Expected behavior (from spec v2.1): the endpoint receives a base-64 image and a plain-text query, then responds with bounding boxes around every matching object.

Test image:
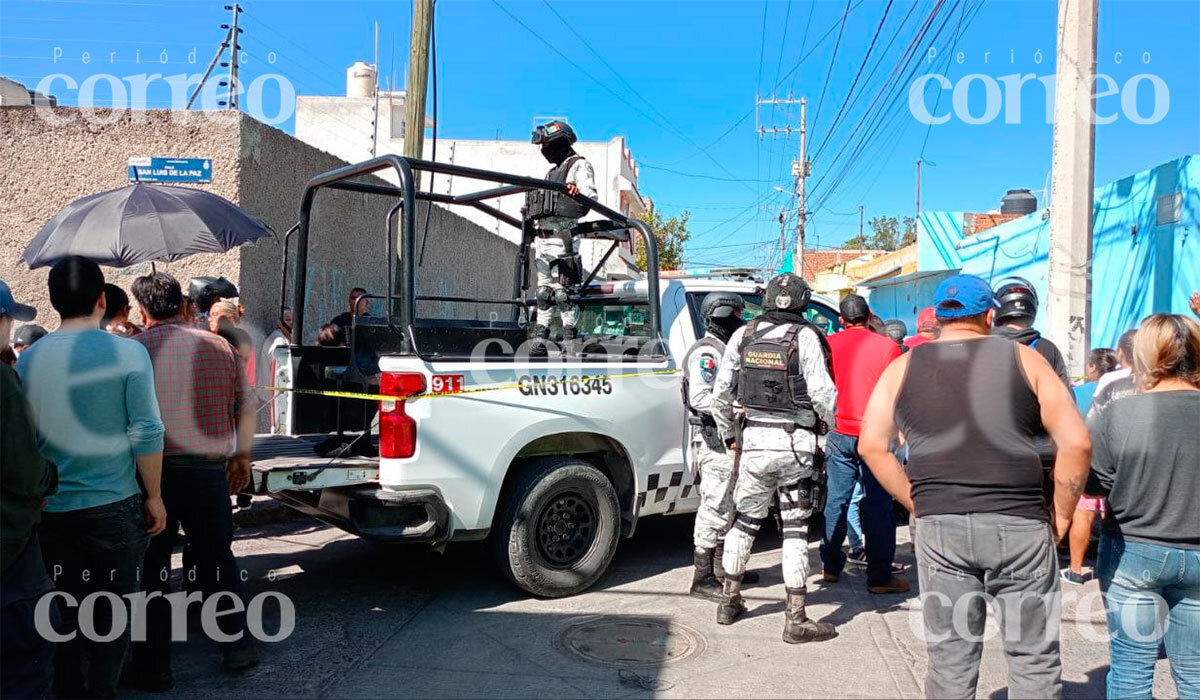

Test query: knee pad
[732,512,765,537]
[553,288,571,308]
[536,286,554,310]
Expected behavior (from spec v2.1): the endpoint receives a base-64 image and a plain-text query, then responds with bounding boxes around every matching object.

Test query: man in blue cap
[0,279,59,699]
[856,274,1092,699]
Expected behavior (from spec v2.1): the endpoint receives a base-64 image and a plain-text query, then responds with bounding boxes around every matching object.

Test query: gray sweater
[1086,391,1200,550]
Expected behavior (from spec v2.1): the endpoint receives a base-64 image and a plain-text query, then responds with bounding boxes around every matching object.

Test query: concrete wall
[0,107,244,329]
[0,107,518,345]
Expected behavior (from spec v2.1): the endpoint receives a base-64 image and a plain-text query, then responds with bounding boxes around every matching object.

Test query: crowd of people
[0,259,275,698]
[683,271,1199,698]
[0,262,379,698]
[3,256,1198,699]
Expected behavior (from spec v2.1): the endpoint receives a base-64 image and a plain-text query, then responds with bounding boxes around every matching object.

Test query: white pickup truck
[255,156,841,597]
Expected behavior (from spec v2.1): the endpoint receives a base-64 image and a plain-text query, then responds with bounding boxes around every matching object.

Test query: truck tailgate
[251,434,379,493]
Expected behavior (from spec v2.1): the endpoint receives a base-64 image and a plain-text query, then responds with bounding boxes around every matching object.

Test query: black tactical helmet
[884,319,908,344]
[187,276,239,313]
[994,277,1038,324]
[531,120,577,146]
[699,291,745,322]
[763,273,812,312]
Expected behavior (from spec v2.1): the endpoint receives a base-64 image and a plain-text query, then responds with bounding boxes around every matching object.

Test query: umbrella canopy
[21,183,273,269]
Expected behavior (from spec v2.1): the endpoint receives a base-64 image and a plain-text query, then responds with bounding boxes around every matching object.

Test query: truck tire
[491,457,620,598]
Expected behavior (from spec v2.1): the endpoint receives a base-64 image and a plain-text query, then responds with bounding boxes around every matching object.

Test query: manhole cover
[555,616,706,668]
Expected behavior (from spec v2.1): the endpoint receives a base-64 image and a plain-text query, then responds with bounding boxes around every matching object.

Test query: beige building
[295,63,647,279]
[0,106,516,340]
[811,244,919,299]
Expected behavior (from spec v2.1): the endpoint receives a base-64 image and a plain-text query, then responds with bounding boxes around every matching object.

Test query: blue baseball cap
[933,274,999,319]
[0,280,37,322]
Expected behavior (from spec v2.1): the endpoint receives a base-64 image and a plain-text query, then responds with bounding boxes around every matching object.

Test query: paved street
[144,511,1180,699]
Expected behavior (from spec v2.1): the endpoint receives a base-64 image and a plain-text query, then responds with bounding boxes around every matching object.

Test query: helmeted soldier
[522,120,597,346]
[711,272,838,643]
[682,291,760,600]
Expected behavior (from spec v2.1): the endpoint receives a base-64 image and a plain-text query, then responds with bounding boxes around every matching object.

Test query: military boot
[716,574,746,625]
[689,548,723,601]
[714,540,759,584]
[782,586,837,644]
[560,325,579,354]
[529,325,550,357]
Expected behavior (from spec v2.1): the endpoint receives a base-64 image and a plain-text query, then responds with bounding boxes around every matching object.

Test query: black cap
[13,323,48,347]
[839,294,870,324]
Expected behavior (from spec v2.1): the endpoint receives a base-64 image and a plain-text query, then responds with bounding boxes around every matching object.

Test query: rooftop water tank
[1000,188,1037,215]
[346,61,376,98]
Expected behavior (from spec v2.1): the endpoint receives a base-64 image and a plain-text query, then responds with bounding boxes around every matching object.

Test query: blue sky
[2,0,1197,268]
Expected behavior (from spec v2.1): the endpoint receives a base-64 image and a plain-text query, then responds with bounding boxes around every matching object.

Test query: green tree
[635,207,691,271]
[839,214,917,252]
[901,216,917,247]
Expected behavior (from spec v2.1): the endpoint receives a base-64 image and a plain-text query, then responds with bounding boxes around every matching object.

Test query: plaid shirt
[135,321,245,458]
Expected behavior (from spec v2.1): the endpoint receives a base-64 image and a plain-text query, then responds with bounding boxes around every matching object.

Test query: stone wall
[0,107,518,344]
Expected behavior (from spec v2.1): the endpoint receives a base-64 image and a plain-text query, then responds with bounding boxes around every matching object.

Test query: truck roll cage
[288,155,662,358]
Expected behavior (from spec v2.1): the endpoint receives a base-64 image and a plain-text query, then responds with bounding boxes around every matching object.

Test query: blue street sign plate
[128,157,212,183]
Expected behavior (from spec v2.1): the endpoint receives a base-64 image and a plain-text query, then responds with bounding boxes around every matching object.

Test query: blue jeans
[1098,533,1200,700]
[820,431,897,586]
[847,481,864,550]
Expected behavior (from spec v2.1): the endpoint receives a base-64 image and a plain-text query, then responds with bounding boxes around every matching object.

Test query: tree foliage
[635,207,691,270]
[840,215,917,251]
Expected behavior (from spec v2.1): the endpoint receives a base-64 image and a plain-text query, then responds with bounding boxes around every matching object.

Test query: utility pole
[371,22,380,157]
[859,204,864,241]
[1046,0,1098,377]
[403,0,433,172]
[756,94,807,277]
[778,207,787,270]
[794,97,808,278]
[225,4,241,110]
[915,158,922,220]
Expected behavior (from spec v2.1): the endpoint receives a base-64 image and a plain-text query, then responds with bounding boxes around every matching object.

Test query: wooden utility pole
[403,0,433,170]
[1046,0,1098,377]
[794,97,808,278]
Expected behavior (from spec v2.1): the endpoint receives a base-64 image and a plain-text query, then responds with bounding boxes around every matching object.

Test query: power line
[511,0,754,193]
[809,0,896,161]
[641,164,783,183]
[808,0,852,138]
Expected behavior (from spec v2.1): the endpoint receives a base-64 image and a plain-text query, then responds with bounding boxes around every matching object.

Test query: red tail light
[379,372,425,459]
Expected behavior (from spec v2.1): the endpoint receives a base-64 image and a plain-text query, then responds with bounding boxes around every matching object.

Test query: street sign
[128,157,212,183]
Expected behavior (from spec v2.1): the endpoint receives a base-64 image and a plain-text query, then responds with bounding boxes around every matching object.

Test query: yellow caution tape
[253,368,681,402]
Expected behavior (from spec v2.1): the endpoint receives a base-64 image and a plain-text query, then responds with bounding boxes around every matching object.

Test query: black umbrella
[21,183,272,269]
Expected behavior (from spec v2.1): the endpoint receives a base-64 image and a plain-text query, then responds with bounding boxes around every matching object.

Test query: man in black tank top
[856,274,1092,700]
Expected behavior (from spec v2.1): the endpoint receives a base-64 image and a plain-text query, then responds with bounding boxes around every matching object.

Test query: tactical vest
[736,319,830,430]
[681,335,727,452]
[523,155,588,222]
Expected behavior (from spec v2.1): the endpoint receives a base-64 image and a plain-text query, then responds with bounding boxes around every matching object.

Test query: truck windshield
[685,292,841,338]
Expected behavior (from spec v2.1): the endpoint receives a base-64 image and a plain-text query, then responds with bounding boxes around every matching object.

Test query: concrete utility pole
[915,158,922,220]
[403,0,433,171]
[1046,0,1098,378]
[794,97,808,278]
[225,3,241,110]
[755,94,806,276]
[371,22,380,157]
[859,204,864,240]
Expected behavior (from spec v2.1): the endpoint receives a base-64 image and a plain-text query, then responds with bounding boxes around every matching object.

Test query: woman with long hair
[1086,313,1200,699]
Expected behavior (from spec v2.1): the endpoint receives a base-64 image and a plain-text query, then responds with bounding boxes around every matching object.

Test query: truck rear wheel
[490,457,620,597]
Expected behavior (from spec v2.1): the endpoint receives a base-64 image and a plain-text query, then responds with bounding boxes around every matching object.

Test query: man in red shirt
[819,294,909,594]
[903,307,939,350]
